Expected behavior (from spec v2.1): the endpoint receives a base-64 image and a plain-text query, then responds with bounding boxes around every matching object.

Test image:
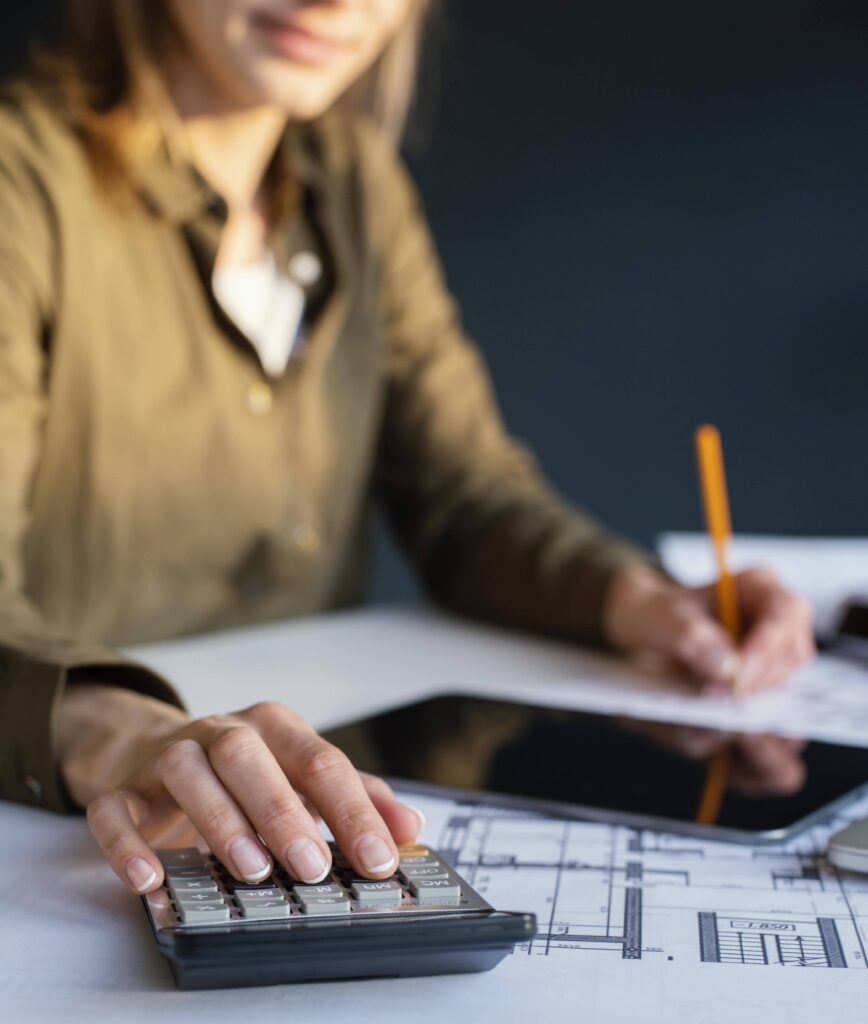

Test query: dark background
[5,3,868,605]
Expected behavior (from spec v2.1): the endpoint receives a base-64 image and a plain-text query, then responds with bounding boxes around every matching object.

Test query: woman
[0,0,813,894]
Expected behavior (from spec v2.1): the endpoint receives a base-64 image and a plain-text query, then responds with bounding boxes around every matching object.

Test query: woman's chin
[245,64,353,120]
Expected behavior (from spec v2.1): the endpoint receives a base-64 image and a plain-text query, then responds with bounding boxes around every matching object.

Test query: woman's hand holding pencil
[603,425,814,696]
[603,561,815,695]
[603,424,816,825]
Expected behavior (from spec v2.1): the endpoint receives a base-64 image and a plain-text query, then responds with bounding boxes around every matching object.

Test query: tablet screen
[325,695,868,836]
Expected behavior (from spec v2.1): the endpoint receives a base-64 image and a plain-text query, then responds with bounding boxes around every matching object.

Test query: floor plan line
[421,791,868,971]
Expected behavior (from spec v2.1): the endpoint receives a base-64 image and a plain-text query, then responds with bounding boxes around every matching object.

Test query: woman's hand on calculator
[58,686,424,895]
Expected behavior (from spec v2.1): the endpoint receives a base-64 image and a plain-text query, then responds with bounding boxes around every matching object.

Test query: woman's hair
[40,0,434,201]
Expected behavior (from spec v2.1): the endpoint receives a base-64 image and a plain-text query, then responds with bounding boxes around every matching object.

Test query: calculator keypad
[149,842,486,930]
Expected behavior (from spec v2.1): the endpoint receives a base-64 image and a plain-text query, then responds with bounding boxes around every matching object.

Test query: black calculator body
[143,843,536,989]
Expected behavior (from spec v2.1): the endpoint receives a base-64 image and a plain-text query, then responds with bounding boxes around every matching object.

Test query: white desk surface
[4,607,868,1023]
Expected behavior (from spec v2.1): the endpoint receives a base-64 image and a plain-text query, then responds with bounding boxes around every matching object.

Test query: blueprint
[403,787,868,970]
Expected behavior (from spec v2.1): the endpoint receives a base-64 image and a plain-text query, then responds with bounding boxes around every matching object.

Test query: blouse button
[292,522,321,554]
[247,381,273,416]
[288,251,322,288]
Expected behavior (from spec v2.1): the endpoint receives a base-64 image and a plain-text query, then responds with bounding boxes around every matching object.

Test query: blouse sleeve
[0,105,183,814]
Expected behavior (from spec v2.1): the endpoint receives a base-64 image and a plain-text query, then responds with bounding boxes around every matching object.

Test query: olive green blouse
[0,83,645,813]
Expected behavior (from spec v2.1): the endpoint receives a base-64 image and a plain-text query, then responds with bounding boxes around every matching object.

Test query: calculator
[143,842,536,989]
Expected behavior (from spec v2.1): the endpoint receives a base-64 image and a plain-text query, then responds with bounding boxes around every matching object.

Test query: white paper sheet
[517,650,868,748]
[129,608,868,752]
[658,532,868,638]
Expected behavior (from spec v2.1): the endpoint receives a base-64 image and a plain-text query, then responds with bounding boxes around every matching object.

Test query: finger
[655,589,739,688]
[736,567,804,621]
[86,789,164,894]
[157,736,275,884]
[739,626,801,692]
[359,773,425,844]
[201,721,332,884]
[299,794,323,824]
[258,709,399,878]
[736,574,815,691]
[740,627,815,692]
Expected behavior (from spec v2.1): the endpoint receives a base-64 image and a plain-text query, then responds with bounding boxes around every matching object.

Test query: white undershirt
[213,251,306,378]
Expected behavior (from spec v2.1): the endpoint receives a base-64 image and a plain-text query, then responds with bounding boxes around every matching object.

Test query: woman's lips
[251,12,353,66]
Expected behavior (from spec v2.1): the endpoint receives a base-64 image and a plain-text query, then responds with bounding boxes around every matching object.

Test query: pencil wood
[694,424,742,824]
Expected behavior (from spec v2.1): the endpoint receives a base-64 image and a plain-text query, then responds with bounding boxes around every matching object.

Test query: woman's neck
[164,62,287,211]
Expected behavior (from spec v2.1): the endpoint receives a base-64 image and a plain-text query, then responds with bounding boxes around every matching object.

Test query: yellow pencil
[694,424,742,825]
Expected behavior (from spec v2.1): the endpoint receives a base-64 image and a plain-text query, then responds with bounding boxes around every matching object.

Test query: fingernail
[720,651,741,684]
[126,856,158,893]
[404,804,426,834]
[228,836,272,882]
[286,838,330,884]
[356,833,395,875]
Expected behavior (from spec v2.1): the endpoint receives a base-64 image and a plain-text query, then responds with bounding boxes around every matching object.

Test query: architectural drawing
[409,791,868,970]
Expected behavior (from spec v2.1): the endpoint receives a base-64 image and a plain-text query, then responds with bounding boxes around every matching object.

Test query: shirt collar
[133,119,319,226]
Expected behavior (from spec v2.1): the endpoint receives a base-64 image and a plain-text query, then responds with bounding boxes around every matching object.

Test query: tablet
[324,695,868,845]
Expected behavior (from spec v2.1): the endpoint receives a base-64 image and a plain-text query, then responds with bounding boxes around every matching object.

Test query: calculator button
[399,865,450,881]
[299,897,350,916]
[174,892,226,907]
[292,883,344,899]
[239,900,291,919]
[164,866,213,881]
[225,880,276,895]
[410,879,461,900]
[168,877,219,894]
[397,844,430,858]
[178,903,231,925]
[158,848,206,869]
[398,856,439,866]
[350,880,403,903]
[234,887,283,902]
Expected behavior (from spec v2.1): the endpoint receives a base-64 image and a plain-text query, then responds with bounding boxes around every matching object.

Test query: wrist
[57,683,189,808]
[601,562,672,652]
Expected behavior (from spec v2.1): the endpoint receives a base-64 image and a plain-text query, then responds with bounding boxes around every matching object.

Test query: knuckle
[157,737,203,778]
[86,798,128,860]
[86,792,116,831]
[209,725,262,768]
[257,796,305,837]
[297,742,351,787]
[197,713,238,733]
[332,799,377,838]
[101,831,129,864]
[198,801,240,840]
[663,596,693,627]
[746,566,777,588]
[242,701,286,727]
[673,619,705,658]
